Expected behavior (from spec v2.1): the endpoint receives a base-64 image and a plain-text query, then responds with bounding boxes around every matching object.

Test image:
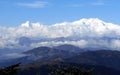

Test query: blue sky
[0,0,120,26]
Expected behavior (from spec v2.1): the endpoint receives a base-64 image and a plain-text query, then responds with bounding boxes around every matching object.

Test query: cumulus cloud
[0,18,120,51]
[17,1,48,8]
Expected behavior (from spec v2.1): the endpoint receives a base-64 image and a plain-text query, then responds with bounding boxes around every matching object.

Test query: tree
[0,63,21,75]
[49,64,93,75]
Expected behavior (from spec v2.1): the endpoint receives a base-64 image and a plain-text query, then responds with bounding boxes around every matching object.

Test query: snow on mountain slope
[0,18,120,51]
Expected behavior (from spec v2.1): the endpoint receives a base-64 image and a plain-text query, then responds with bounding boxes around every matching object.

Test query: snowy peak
[80,18,104,23]
[0,18,120,50]
[21,21,30,28]
[21,21,42,28]
[72,18,106,27]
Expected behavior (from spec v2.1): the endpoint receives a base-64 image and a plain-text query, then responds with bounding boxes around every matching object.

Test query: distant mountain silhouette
[54,44,85,53]
[0,44,83,67]
[1,45,120,75]
[22,45,84,63]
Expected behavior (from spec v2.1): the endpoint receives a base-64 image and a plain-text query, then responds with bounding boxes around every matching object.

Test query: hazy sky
[0,0,120,26]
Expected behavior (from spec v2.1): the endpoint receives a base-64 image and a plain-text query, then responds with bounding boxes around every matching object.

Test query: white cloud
[0,18,120,51]
[111,40,120,50]
[71,1,104,7]
[91,1,104,6]
[30,40,88,48]
[0,53,27,60]
[17,1,48,8]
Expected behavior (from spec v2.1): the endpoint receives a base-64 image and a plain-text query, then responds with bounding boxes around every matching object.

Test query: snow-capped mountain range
[0,18,120,51]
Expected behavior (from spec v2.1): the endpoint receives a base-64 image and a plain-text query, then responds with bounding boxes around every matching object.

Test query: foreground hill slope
[16,61,120,75]
[64,50,120,70]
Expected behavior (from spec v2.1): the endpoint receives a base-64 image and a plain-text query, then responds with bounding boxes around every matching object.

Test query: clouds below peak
[0,53,27,60]
[0,18,120,51]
